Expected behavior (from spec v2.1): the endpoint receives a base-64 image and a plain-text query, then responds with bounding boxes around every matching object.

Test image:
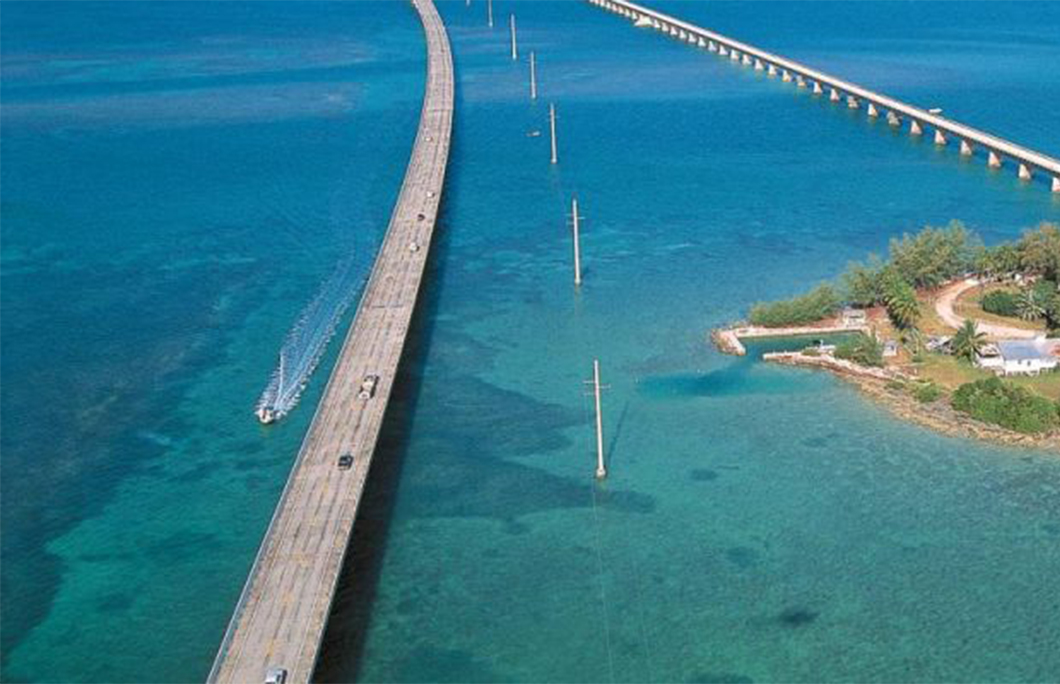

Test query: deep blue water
[2,2,1060,683]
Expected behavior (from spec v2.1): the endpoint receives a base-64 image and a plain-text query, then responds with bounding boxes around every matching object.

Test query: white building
[977,337,1060,376]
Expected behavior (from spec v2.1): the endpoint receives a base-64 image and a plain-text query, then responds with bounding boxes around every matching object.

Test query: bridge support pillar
[934,130,947,146]
[867,103,879,117]
[960,140,973,156]
[887,111,901,127]
[847,95,859,109]
[743,54,752,66]
[1053,176,1060,193]
[910,120,923,136]
[730,50,740,61]
[768,64,777,76]
[1018,163,1032,181]
[830,88,841,102]
[708,40,717,51]
[988,151,1002,168]
[719,46,728,56]
[813,81,823,94]
[698,37,706,48]
[782,70,792,82]
[755,59,764,71]
[797,76,807,88]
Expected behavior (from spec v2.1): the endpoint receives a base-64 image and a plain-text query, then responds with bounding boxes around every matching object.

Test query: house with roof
[976,337,1060,377]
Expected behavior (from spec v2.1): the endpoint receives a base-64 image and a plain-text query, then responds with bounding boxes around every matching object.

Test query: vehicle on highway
[358,375,379,400]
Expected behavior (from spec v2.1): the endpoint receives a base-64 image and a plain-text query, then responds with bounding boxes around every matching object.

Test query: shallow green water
[2,2,1059,682]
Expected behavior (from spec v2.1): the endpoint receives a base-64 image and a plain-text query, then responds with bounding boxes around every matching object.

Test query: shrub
[980,290,1019,317]
[834,334,884,368]
[951,377,1060,434]
[749,284,840,327]
[912,382,942,403]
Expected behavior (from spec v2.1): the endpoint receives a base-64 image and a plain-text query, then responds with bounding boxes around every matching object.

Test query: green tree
[1018,223,1060,281]
[888,221,979,289]
[748,284,840,327]
[841,256,885,307]
[882,274,921,329]
[952,377,1060,434]
[1015,288,1046,321]
[985,243,1023,278]
[952,320,986,363]
[834,334,885,367]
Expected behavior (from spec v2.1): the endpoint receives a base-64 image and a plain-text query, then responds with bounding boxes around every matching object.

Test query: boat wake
[255,257,364,424]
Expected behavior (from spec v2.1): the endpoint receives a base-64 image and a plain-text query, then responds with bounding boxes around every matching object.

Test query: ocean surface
[2,2,1060,683]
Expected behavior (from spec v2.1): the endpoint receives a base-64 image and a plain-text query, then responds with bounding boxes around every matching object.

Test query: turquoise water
[1,3,424,681]
[2,2,1059,683]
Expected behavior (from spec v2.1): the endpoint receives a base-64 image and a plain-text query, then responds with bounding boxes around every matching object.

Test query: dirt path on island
[934,278,1040,339]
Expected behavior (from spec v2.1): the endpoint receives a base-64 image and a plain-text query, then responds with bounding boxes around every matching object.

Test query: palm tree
[1016,289,1045,321]
[883,277,921,330]
[952,319,986,363]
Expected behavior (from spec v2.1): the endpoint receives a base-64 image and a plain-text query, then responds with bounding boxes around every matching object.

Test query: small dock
[712,323,870,356]
[207,1,453,682]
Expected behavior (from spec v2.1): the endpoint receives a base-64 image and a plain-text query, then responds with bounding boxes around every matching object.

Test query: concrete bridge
[206,1,453,682]
[590,0,1060,193]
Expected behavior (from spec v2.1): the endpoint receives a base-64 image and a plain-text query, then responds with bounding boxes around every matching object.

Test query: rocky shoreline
[766,349,1059,451]
[712,326,1059,452]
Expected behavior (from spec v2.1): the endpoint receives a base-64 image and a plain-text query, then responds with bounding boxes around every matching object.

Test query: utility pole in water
[487,0,493,27]
[510,14,518,60]
[529,51,538,100]
[587,360,608,479]
[570,197,583,286]
[549,103,558,164]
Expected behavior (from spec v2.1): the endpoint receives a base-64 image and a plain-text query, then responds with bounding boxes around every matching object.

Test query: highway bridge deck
[207,1,453,681]
[592,0,1060,191]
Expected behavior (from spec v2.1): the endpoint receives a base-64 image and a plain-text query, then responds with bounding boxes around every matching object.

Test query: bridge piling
[910,120,923,136]
[960,140,974,157]
[829,87,840,102]
[934,129,947,146]
[867,102,879,117]
[813,81,823,95]
[1053,177,1060,193]
[1019,163,1033,181]
[989,151,1002,169]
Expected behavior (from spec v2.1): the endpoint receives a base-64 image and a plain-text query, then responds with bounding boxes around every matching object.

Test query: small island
[713,221,1060,450]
